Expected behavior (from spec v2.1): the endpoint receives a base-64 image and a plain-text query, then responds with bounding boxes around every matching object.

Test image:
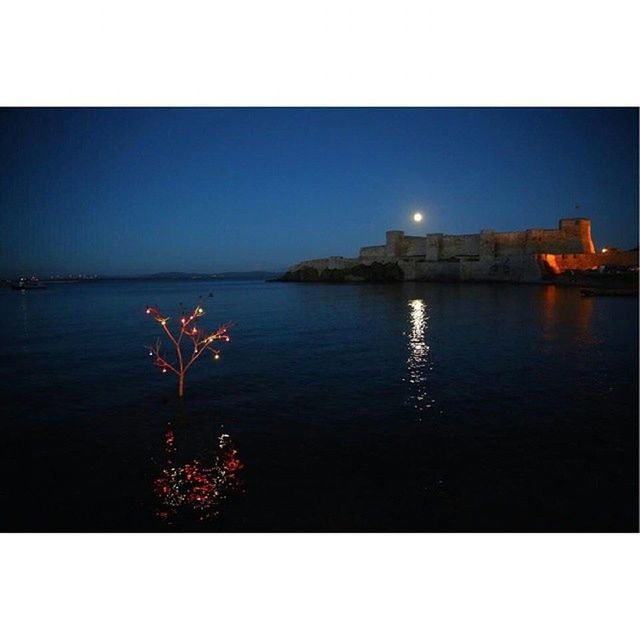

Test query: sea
[0,278,637,531]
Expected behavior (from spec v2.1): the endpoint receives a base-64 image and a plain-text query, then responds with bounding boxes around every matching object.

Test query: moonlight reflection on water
[405,299,435,418]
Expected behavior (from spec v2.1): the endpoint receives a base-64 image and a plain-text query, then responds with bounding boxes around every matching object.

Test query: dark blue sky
[0,108,637,276]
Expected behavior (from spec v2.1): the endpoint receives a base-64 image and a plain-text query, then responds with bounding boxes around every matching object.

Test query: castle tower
[385,230,406,257]
[559,218,595,254]
[425,233,443,261]
[479,229,496,260]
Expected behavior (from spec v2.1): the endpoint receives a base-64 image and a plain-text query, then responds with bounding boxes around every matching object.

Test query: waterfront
[0,279,637,531]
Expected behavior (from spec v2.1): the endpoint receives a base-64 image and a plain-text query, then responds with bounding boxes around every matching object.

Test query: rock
[278,261,404,283]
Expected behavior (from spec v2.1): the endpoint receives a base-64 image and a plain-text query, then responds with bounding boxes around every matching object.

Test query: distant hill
[146,272,217,279]
[145,271,283,280]
[214,270,284,279]
[0,270,287,282]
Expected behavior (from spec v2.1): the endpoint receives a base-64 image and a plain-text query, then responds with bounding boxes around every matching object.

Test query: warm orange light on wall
[541,253,562,274]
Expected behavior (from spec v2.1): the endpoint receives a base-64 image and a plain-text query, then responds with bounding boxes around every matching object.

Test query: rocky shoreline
[276,261,639,293]
[278,261,404,283]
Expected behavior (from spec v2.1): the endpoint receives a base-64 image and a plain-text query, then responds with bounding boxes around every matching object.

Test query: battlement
[359,218,595,261]
[286,217,604,284]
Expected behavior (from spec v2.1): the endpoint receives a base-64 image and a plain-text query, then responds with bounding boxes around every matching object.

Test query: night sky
[0,107,637,276]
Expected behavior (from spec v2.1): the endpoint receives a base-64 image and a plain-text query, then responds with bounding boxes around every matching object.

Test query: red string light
[145,303,232,398]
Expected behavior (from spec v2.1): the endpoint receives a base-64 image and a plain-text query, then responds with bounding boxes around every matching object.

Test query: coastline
[276,260,638,293]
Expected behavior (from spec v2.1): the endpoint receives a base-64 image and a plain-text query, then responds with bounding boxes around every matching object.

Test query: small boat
[11,277,47,290]
[580,288,637,297]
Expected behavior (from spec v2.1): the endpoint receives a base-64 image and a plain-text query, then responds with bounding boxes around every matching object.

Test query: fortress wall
[362,219,595,262]
[288,218,603,282]
[524,227,588,254]
[479,230,496,260]
[465,219,595,258]
[457,255,541,282]
[412,254,544,282]
[439,234,480,259]
[384,231,426,257]
[425,234,442,260]
[414,260,461,281]
[524,229,564,254]
[540,251,638,274]
[359,245,387,258]
[470,254,544,282]
[404,235,427,257]
[493,222,594,256]
[494,231,527,256]
[559,218,595,253]
[397,259,418,280]
[385,230,405,256]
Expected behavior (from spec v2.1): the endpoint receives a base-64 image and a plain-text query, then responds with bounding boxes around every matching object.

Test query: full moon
[413,212,423,223]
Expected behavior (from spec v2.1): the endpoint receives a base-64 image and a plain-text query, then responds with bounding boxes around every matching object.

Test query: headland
[280,218,638,287]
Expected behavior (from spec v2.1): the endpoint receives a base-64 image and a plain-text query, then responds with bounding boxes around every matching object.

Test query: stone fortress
[281,218,637,283]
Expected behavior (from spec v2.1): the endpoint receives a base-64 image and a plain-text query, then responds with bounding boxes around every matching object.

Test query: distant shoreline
[1,271,284,285]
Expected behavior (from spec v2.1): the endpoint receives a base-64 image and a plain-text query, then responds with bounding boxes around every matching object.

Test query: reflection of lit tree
[146,303,231,398]
[154,427,243,524]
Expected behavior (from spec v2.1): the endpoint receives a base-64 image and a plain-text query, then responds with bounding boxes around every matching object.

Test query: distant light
[413,212,424,223]
[601,247,608,253]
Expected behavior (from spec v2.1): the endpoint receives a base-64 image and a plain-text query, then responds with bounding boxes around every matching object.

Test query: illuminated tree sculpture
[146,303,231,399]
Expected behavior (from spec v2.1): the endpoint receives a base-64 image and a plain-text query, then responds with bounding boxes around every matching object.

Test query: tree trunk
[178,374,185,399]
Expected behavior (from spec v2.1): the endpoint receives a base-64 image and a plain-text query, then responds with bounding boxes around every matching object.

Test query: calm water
[0,279,637,531]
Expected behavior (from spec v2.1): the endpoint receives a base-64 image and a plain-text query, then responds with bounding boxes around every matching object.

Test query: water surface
[0,279,637,531]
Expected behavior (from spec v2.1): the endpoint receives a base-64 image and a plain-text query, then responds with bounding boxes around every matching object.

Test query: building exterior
[359,218,595,261]
[282,218,637,283]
